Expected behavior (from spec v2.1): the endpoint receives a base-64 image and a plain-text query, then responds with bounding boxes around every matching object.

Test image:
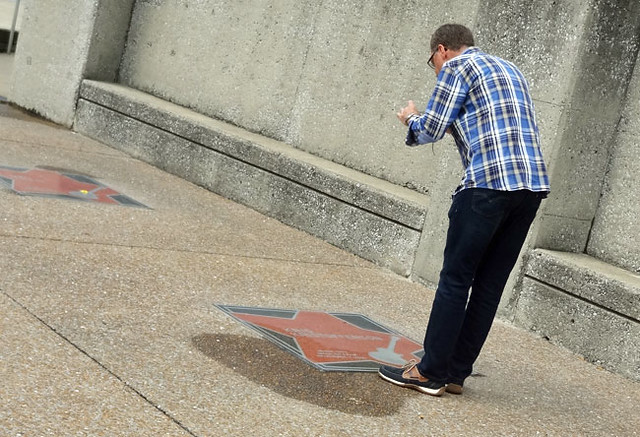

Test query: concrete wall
[472,0,640,316]
[9,0,95,125]
[8,0,133,126]
[10,0,640,271]
[117,0,478,196]
[74,80,430,276]
[532,1,640,255]
[587,55,640,274]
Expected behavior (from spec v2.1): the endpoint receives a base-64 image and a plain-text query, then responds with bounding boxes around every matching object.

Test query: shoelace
[401,359,419,372]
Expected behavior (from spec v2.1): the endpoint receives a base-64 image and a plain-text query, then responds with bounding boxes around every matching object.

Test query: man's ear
[438,44,449,60]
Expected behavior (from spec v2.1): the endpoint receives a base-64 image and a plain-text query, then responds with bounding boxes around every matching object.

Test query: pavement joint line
[0,287,200,437]
[0,233,378,270]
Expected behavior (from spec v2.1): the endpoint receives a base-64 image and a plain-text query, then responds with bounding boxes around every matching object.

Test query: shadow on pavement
[192,333,409,417]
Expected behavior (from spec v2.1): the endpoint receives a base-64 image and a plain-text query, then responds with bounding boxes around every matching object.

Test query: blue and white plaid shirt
[406,47,550,194]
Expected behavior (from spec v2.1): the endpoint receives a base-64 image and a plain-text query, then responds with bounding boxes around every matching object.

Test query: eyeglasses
[427,51,436,70]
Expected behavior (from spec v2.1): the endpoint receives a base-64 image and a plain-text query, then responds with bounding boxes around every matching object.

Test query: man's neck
[443,46,469,63]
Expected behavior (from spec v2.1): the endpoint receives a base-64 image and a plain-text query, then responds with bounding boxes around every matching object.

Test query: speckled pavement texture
[1,105,639,436]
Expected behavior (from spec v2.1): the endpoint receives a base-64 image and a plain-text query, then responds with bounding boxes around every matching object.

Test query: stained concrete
[2,99,640,437]
[517,277,640,382]
[0,293,193,436]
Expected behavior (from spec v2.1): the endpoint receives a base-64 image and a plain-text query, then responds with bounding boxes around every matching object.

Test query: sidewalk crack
[0,289,200,437]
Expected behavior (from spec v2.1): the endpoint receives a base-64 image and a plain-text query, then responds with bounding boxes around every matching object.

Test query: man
[378,24,550,396]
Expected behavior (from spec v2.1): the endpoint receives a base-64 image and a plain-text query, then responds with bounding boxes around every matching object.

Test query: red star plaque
[0,166,147,208]
[216,305,424,372]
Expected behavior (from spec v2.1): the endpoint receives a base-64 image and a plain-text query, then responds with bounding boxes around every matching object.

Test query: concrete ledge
[526,249,640,320]
[74,80,429,275]
[515,249,640,381]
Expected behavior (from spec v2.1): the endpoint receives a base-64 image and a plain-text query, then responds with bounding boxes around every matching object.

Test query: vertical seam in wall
[114,0,138,84]
[74,0,136,128]
[68,1,101,129]
[80,1,100,80]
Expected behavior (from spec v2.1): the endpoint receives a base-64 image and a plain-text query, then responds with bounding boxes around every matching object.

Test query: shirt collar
[443,46,480,70]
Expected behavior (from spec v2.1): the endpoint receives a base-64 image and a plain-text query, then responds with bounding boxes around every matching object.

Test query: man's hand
[397,100,419,126]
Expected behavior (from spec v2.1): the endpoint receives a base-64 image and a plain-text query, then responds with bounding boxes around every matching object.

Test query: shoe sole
[378,371,446,396]
[446,384,463,395]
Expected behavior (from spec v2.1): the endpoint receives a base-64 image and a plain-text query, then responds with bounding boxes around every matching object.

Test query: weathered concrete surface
[517,249,640,381]
[83,0,135,83]
[118,0,479,195]
[0,293,192,436]
[527,249,640,320]
[3,105,640,437]
[12,0,634,283]
[9,0,94,125]
[529,0,640,253]
[77,81,428,231]
[587,46,640,273]
[516,281,640,382]
[74,80,428,276]
[8,0,133,125]
[470,0,640,320]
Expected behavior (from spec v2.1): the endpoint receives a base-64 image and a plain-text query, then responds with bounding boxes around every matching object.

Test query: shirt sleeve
[405,65,470,146]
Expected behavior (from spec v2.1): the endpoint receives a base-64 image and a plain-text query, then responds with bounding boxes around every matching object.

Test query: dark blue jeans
[417,188,544,384]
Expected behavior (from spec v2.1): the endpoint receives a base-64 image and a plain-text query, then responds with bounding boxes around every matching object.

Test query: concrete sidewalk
[1,104,639,436]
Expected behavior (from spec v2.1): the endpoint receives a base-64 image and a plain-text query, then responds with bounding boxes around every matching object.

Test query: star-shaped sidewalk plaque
[0,166,147,208]
[216,305,424,372]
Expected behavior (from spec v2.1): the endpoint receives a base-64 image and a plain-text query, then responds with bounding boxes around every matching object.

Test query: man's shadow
[192,333,408,416]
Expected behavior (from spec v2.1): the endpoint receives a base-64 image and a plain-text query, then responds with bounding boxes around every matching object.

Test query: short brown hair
[430,24,475,53]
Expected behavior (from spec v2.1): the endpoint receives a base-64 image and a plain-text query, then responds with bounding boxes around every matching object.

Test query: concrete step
[74,80,429,276]
[516,249,640,381]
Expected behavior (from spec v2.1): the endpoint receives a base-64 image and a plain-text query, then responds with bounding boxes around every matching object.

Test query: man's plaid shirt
[406,47,550,194]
